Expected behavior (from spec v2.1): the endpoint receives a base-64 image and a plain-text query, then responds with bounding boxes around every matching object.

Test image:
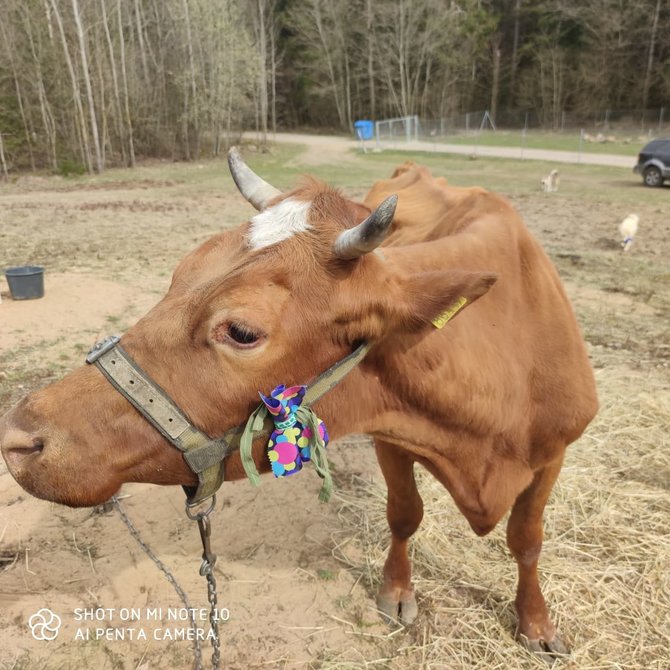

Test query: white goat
[541,169,560,193]
[619,214,639,252]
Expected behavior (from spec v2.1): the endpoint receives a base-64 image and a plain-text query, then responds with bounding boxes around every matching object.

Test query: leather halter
[86,336,371,505]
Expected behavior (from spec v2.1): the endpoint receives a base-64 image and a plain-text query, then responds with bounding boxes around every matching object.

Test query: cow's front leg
[506,454,569,660]
[374,440,423,625]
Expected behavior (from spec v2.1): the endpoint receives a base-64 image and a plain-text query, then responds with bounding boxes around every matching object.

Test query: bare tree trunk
[552,48,562,129]
[0,18,36,171]
[256,0,269,145]
[366,0,375,118]
[117,0,135,166]
[44,0,54,42]
[15,77,37,171]
[398,1,408,116]
[344,57,352,128]
[328,1,352,128]
[0,133,9,180]
[510,0,521,101]
[312,0,346,128]
[39,80,59,170]
[94,22,108,166]
[133,0,149,83]
[421,59,432,118]
[182,0,199,158]
[225,54,235,142]
[490,39,501,124]
[101,0,126,164]
[25,12,59,170]
[642,0,661,110]
[270,9,277,135]
[49,0,92,172]
[72,0,104,172]
[410,35,430,116]
[38,0,59,170]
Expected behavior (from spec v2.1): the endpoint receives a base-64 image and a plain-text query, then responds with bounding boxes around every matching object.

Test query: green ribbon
[239,403,333,503]
[239,404,267,488]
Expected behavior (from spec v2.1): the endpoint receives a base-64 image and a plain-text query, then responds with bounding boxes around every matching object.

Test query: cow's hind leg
[506,454,569,660]
[374,440,423,625]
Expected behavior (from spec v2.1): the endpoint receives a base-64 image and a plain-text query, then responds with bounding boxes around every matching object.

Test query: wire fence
[368,108,669,157]
[420,108,668,136]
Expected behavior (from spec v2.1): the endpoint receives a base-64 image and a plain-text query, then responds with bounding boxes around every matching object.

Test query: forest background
[0,0,668,174]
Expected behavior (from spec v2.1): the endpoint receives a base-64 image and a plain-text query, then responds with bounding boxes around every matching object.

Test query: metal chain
[189,505,221,670]
[112,496,207,670]
[201,553,221,667]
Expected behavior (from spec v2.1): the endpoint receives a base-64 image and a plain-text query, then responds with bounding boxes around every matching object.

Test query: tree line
[0,0,668,174]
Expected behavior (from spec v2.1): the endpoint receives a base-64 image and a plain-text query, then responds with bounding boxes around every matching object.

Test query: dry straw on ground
[326,365,669,670]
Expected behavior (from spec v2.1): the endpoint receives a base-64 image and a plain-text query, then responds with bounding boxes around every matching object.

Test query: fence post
[465,112,470,134]
[578,128,584,164]
[604,109,610,131]
[561,110,566,132]
[660,108,665,132]
[520,112,529,160]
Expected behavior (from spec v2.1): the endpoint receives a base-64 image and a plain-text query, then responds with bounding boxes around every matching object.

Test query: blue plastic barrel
[354,120,374,141]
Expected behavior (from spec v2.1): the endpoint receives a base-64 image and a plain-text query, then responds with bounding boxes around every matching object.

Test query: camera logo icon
[28,608,62,641]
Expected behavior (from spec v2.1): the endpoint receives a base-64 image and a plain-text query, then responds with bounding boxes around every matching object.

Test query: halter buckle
[86,335,121,364]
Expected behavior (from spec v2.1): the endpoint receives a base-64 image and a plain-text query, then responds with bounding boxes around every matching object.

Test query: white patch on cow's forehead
[248,198,311,249]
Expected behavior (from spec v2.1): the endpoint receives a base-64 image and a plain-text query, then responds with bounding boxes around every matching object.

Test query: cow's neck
[316,243,504,449]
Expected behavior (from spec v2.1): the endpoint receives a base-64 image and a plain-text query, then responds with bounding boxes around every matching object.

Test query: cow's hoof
[376,591,418,625]
[519,632,570,664]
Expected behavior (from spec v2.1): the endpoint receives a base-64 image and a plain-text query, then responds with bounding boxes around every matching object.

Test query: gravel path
[262,131,636,169]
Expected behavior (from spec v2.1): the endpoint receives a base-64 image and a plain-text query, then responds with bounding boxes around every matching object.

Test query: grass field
[428,130,654,157]
[0,142,668,670]
[245,143,653,203]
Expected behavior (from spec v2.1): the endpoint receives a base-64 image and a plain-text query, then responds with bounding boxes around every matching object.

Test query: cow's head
[0,151,496,506]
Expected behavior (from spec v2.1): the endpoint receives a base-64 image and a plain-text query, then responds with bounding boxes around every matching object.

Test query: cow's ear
[393,270,497,332]
[335,268,497,344]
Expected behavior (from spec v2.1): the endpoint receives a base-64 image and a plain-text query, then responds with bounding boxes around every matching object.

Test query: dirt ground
[0,143,668,670]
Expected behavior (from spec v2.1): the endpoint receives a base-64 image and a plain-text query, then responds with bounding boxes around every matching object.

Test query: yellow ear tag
[432,296,468,329]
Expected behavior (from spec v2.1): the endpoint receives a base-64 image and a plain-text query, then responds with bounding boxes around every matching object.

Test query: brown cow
[0,153,597,660]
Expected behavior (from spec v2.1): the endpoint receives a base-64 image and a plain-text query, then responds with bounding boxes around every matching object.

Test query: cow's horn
[227,147,281,211]
[333,195,398,259]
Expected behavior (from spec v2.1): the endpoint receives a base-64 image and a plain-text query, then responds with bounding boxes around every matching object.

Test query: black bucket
[5,266,45,300]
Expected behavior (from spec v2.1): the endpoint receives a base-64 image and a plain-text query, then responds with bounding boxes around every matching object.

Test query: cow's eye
[226,323,261,347]
[211,320,265,349]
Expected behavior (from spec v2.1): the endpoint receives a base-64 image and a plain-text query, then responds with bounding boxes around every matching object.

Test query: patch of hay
[329,365,669,669]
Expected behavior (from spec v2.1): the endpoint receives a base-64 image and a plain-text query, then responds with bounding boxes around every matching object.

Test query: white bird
[619,214,639,252]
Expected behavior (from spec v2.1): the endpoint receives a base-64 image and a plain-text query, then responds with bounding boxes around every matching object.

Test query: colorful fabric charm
[239,383,334,502]
[260,384,329,477]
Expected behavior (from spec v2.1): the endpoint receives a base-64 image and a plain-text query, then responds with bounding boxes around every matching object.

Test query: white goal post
[375,115,419,147]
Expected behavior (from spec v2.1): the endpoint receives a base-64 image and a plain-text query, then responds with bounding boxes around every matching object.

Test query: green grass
[7,141,661,210]
[276,146,662,208]
[166,143,655,207]
[317,568,336,581]
[435,130,645,156]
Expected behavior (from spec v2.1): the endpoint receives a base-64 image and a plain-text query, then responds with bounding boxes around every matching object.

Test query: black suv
[634,138,670,187]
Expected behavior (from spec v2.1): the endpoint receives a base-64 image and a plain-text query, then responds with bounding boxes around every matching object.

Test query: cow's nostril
[11,440,44,456]
[1,429,46,457]
[30,438,45,454]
